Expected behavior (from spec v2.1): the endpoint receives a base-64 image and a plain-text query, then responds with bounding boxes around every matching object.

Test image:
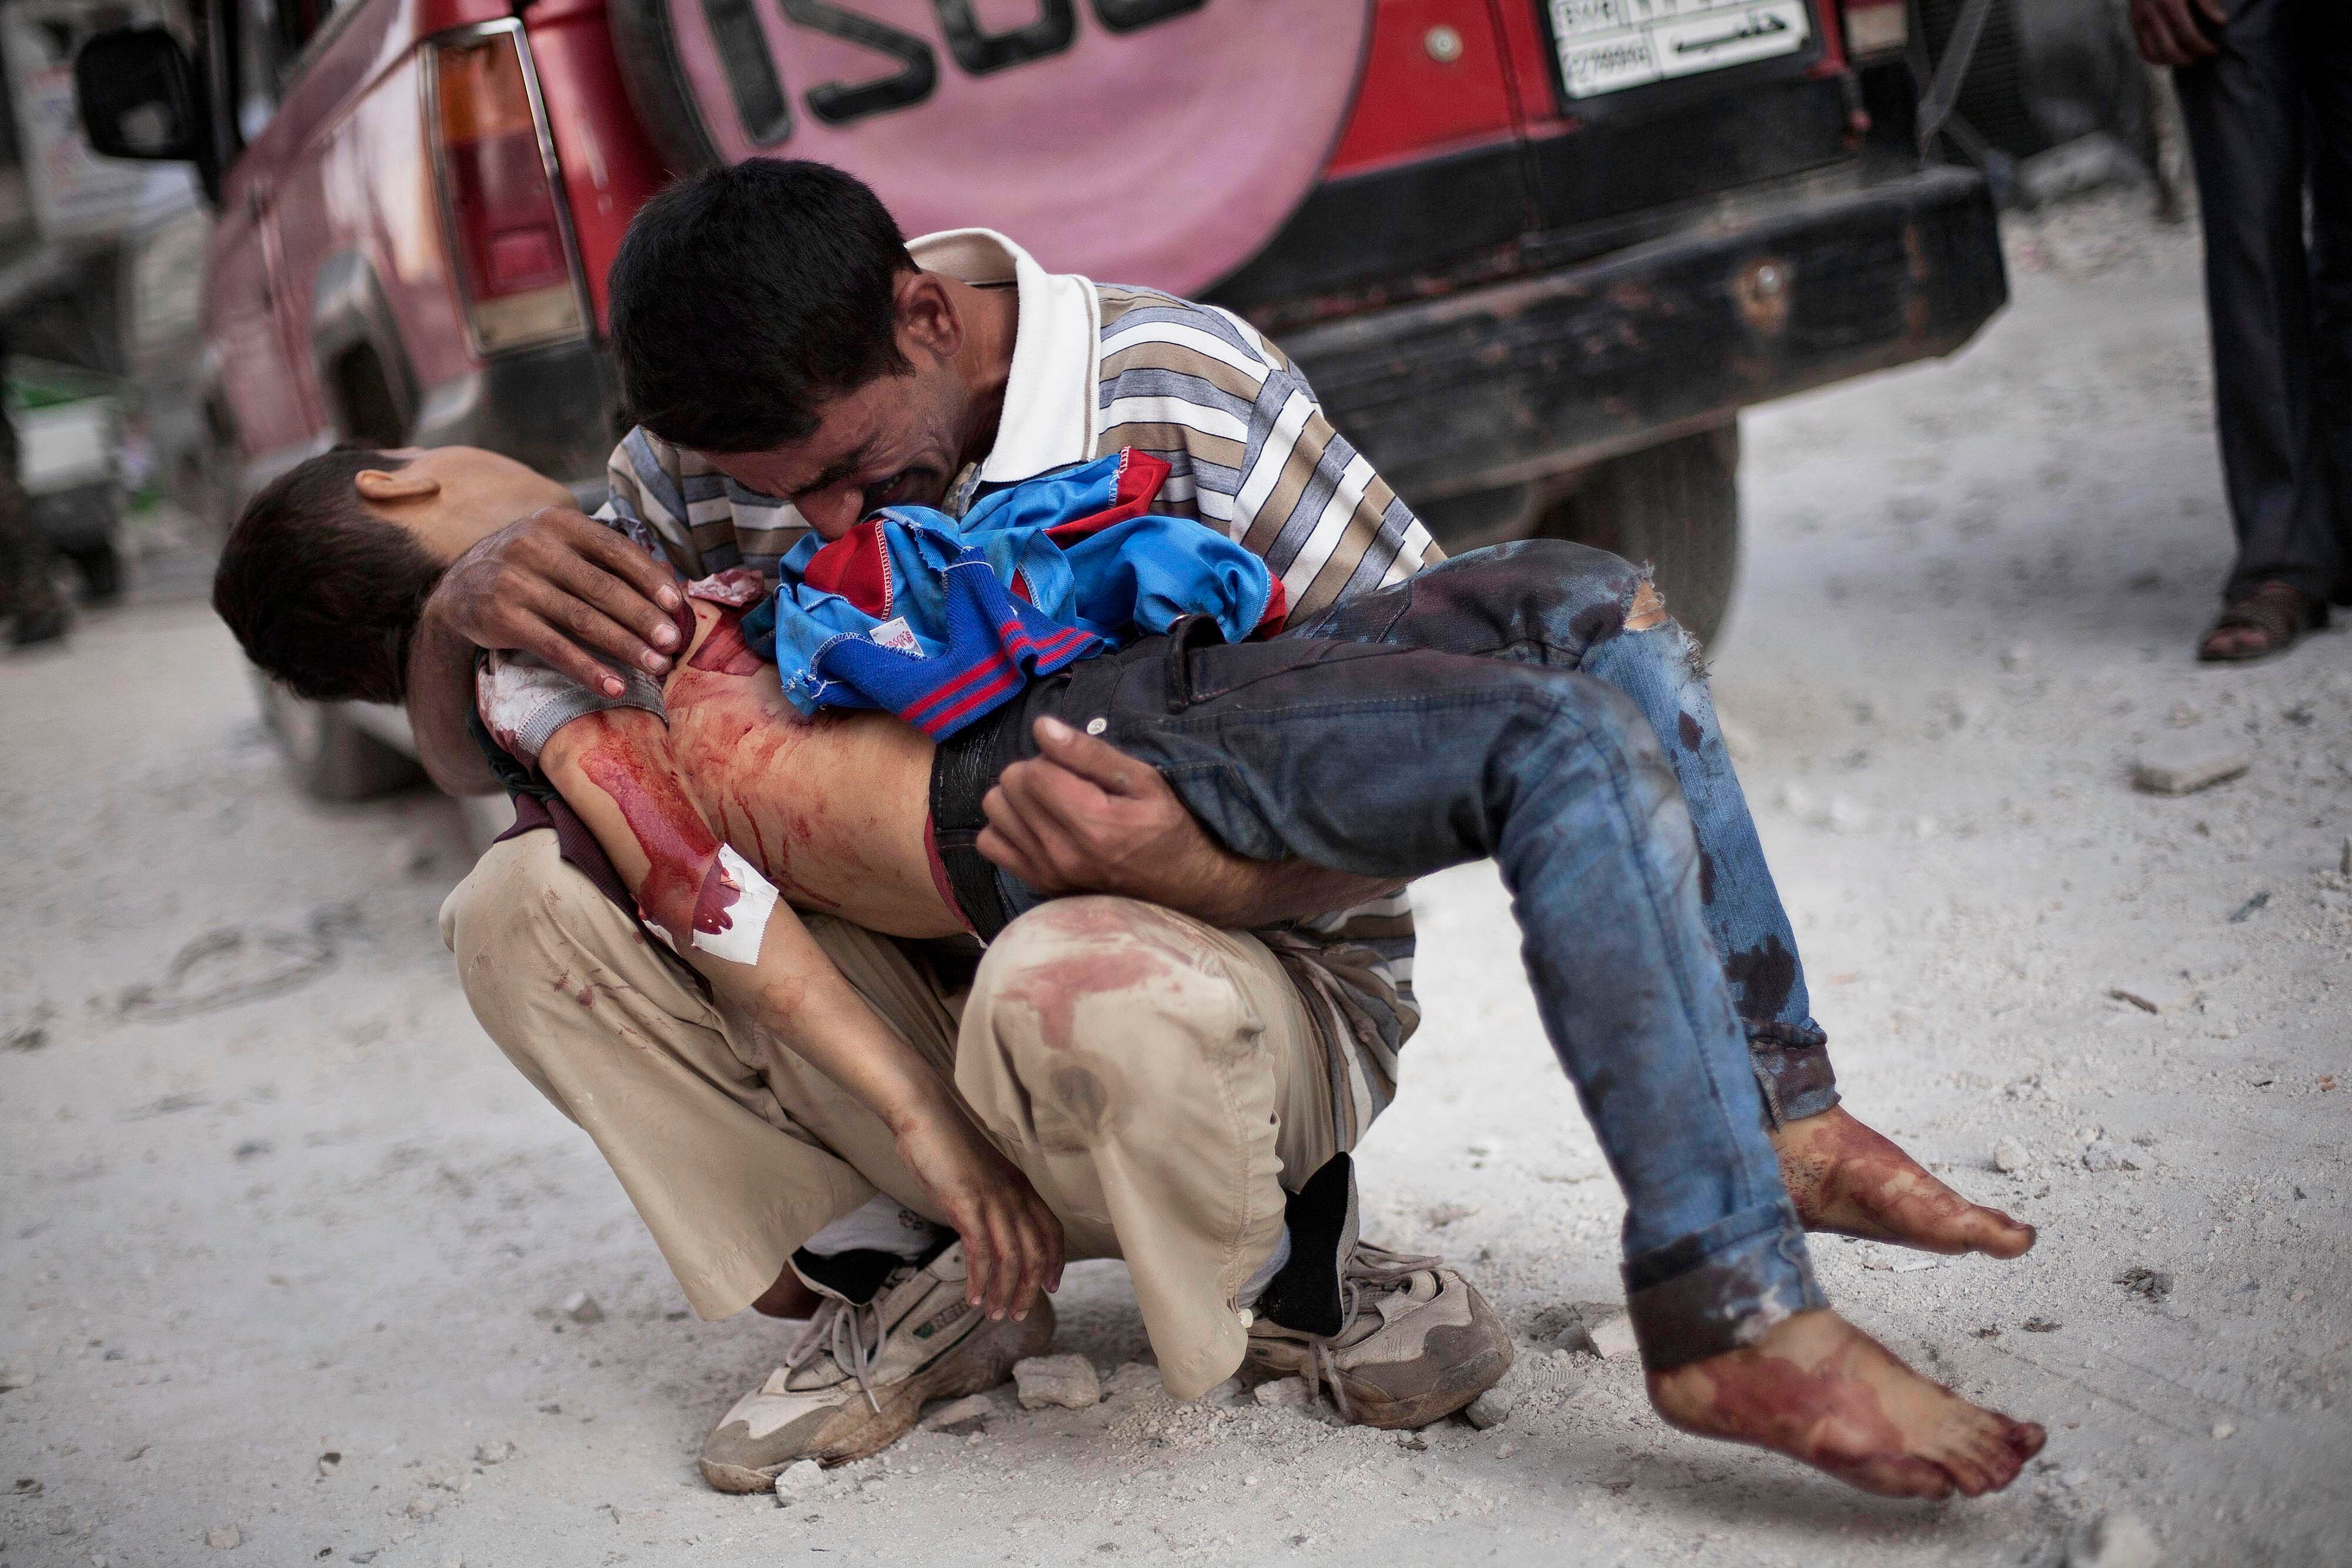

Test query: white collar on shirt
[906,228,1101,487]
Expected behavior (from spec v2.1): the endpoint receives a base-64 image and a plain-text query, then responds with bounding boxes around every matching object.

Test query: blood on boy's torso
[657,599,961,940]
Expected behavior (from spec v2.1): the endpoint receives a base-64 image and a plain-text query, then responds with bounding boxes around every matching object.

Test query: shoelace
[783,1292,888,1415]
[1298,1242,1442,1424]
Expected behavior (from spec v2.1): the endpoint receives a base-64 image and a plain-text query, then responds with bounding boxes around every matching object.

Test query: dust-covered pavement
[4,195,2347,1568]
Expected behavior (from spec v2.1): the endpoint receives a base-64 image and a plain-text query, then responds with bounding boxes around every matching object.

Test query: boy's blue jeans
[1290,540,1838,1126]
[973,540,1829,1369]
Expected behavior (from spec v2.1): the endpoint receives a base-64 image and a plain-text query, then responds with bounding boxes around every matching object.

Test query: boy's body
[218,441,2046,1501]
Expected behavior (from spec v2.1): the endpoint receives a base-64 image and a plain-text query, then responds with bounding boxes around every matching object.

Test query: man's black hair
[212,447,439,705]
[609,158,916,454]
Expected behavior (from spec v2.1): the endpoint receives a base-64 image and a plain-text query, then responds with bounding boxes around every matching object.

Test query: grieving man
[348,159,2037,1494]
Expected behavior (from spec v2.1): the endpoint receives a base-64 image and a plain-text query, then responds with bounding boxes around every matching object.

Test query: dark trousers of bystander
[2174,0,2352,604]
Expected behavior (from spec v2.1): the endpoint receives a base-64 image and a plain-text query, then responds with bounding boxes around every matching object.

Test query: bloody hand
[891,1108,1064,1321]
[2129,0,2226,66]
[425,506,689,698]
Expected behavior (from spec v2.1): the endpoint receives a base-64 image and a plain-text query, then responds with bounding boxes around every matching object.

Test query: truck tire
[257,678,422,803]
[1536,422,1742,647]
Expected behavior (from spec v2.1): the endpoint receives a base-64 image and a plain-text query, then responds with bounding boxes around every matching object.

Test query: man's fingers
[980,784,1060,885]
[1038,1205,1065,1295]
[518,614,636,699]
[1031,716,1157,796]
[961,1222,995,1309]
[984,1208,1022,1319]
[544,521,690,656]
[2150,0,2214,58]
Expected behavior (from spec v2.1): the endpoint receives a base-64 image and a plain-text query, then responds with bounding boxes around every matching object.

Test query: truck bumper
[1281,164,2007,504]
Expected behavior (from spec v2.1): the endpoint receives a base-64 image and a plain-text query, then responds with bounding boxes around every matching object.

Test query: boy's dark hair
[212,447,440,704]
[609,159,915,454]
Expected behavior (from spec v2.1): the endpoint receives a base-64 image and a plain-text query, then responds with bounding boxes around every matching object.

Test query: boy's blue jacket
[733,450,1285,738]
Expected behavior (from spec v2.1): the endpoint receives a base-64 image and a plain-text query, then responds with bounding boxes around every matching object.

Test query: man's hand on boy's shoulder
[425,506,690,698]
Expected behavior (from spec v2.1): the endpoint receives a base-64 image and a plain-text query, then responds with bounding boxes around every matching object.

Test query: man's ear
[895,271,964,364]
[355,468,442,504]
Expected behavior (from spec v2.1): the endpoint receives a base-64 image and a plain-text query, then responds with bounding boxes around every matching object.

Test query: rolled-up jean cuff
[1622,1200,1825,1372]
[1746,1018,1839,1126]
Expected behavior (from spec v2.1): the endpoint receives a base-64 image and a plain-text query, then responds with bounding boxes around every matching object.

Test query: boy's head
[213,444,573,703]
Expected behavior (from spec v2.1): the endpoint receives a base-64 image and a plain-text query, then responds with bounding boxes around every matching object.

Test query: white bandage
[690,844,779,967]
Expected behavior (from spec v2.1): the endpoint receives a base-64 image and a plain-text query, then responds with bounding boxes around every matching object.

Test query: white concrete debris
[1993,1138,2033,1173]
[1012,1354,1100,1410]
[205,1524,240,1550]
[560,1291,603,1324]
[1254,1377,1315,1409]
[1464,1388,1516,1429]
[2132,738,2250,797]
[771,1459,826,1503]
[2083,1140,2134,1172]
[1586,1310,1639,1361]
[472,1440,516,1465]
[2211,1422,2235,1440]
[918,1395,994,1432]
[2067,1510,2163,1568]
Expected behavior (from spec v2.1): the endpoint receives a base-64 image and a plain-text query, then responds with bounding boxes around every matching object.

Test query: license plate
[1547,0,1813,100]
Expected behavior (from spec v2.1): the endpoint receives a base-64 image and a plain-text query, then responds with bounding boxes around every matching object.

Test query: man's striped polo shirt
[596,228,1442,1149]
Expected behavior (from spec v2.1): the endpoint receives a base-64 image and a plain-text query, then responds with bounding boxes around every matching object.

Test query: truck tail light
[428,29,584,353]
[1840,0,1909,59]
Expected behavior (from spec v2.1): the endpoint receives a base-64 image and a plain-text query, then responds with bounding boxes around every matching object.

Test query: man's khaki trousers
[439,828,1341,1398]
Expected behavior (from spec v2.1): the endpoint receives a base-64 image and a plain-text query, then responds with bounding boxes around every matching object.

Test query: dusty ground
[5,192,2348,1567]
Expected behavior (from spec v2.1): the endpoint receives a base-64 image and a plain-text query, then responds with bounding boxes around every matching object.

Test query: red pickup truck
[79,0,2004,798]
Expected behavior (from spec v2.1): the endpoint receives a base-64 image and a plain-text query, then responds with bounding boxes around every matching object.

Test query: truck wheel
[257,679,422,803]
[1536,422,1742,647]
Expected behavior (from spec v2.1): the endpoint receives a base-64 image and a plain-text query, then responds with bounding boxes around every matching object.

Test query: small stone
[2082,1140,2128,1173]
[2023,1316,2063,1333]
[2066,1510,2163,1568]
[2115,1268,2174,1302]
[405,1496,439,1519]
[1254,1377,1314,1409]
[2340,836,2350,877]
[2132,739,2250,797]
[771,1459,826,1502]
[11,1477,41,1496]
[1494,1443,1515,1459]
[0,1365,35,1393]
[1463,1388,1516,1429]
[2211,1422,2234,1440]
[1993,1138,2032,1174]
[1012,1353,1099,1410]
[206,1524,242,1550]
[351,1553,379,1564]
[471,1440,515,1465]
[1586,1309,1639,1360]
[920,1395,995,1432]
[316,1451,342,1477]
[560,1291,603,1325]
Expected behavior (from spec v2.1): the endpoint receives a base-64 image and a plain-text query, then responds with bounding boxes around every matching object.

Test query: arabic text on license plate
[1549,0,1812,100]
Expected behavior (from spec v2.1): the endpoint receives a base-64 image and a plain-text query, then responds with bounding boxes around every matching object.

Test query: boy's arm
[536,707,1062,1320]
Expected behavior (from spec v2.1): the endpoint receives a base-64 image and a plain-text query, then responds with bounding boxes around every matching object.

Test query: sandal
[2198,580,2327,663]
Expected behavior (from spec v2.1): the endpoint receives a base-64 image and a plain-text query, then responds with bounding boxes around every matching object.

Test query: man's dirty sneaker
[1244,1153,1512,1429]
[699,1240,1054,1492]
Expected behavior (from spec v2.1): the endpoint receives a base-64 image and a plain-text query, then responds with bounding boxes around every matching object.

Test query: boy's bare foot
[1648,1309,2044,1497]
[1775,1106,2036,1259]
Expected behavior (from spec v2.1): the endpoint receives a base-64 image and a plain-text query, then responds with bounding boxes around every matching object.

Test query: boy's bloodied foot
[1773,1106,2036,1259]
[1647,1309,2045,1498]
